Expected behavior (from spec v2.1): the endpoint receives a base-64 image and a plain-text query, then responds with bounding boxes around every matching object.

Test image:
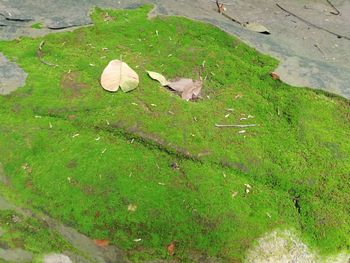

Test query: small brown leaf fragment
[219,4,226,13]
[94,239,109,247]
[171,162,179,170]
[167,242,175,256]
[68,114,76,120]
[270,72,280,80]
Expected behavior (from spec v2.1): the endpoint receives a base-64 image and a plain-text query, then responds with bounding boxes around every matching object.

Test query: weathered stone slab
[0,248,33,262]
[44,253,73,263]
[0,53,27,95]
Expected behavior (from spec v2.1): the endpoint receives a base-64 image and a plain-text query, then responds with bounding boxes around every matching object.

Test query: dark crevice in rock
[5,17,32,22]
[47,23,93,30]
[106,122,204,162]
[0,13,33,22]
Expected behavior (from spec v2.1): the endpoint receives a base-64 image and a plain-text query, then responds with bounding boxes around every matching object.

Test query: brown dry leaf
[94,239,109,247]
[167,78,202,101]
[147,71,170,86]
[243,22,270,34]
[270,72,280,80]
[218,4,226,13]
[167,242,175,256]
[181,80,202,101]
[167,78,193,92]
[100,59,139,92]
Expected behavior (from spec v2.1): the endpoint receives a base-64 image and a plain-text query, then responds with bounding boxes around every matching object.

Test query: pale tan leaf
[147,71,170,86]
[181,80,202,101]
[100,59,139,92]
[167,78,202,101]
[167,78,193,93]
[244,22,270,34]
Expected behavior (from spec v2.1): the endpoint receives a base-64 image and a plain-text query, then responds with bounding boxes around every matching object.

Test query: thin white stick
[215,124,257,128]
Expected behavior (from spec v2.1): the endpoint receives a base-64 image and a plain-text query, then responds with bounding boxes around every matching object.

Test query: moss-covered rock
[0,5,349,262]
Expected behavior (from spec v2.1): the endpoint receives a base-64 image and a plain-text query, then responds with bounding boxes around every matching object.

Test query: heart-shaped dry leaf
[101,59,139,92]
[244,22,270,34]
[147,71,170,86]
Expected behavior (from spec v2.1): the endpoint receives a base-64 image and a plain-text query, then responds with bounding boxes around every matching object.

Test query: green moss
[30,23,43,29]
[0,5,349,262]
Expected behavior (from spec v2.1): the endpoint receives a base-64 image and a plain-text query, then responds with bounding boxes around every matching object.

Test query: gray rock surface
[44,253,73,263]
[0,248,33,263]
[0,0,350,98]
[0,53,27,95]
[49,219,127,263]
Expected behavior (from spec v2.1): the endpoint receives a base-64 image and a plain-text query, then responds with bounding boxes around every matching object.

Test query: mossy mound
[0,5,349,262]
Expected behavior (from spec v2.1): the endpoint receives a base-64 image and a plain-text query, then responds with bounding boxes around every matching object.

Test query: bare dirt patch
[60,71,89,99]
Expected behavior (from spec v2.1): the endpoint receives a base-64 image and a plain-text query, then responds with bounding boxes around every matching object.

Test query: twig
[326,0,340,15]
[222,12,243,25]
[36,40,58,67]
[215,0,243,25]
[314,43,326,58]
[210,0,235,6]
[215,0,223,13]
[215,124,257,128]
[276,3,350,40]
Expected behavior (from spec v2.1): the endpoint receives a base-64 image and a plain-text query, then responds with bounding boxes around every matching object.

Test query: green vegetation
[30,23,43,29]
[0,5,349,262]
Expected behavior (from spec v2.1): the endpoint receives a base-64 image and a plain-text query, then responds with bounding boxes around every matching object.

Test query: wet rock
[0,53,27,95]
[46,17,91,30]
[51,221,128,263]
[44,253,72,263]
[0,248,33,262]
[0,4,33,22]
